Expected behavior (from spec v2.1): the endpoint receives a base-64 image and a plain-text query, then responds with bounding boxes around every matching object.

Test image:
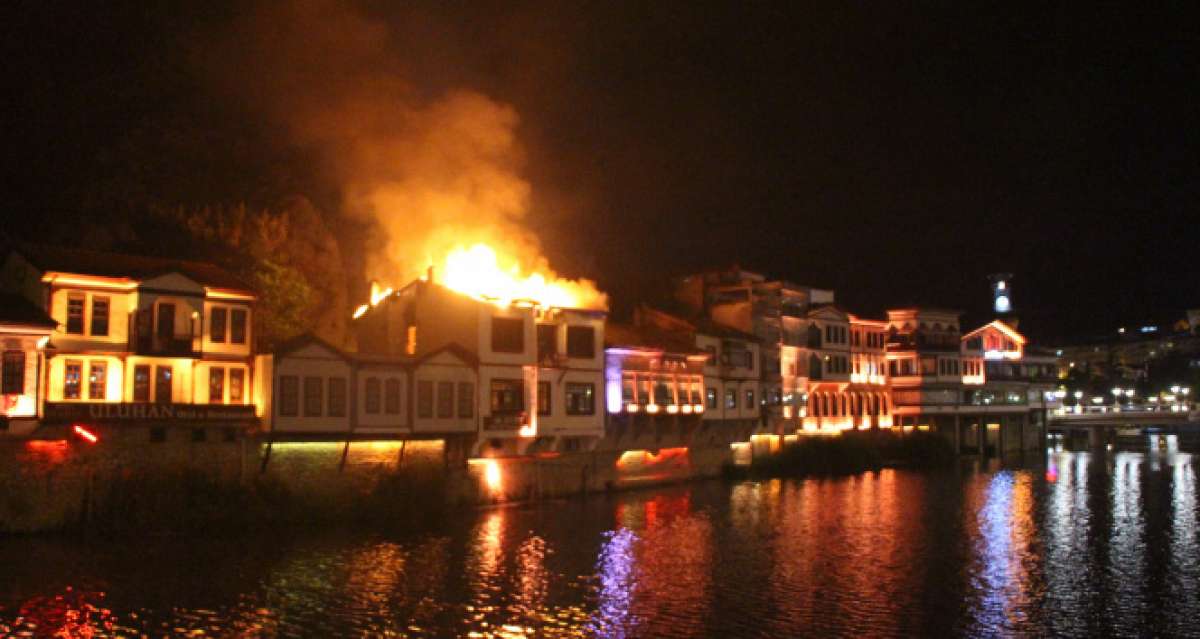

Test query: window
[155,366,172,403]
[745,389,756,408]
[134,365,151,402]
[654,378,671,405]
[437,381,454,418]
[210,307,227,343]
[209,367,225,404]
[156,303,175,339]
[565,383,595,415]
[230,309,247,344]
[90,297,109,336]
[566,326,595,358]
[303,377,323,416]
[2,351,25,394]
[417,380,434,418]
[279,375,298,416]
[491,317,524,353]
[706,387,718,409]
[229,369,245,403]
[690,383,703,405]
[490,379,524,413]
[385,378,401,414]
[365,377,381,414]
[537,381,552,415]
[725,388,737,409]
[457,382,474,418]
[83,361,105,400]
[537,324,557,360]
[328,377,347,417]
[66,296,85,334]
[64,360,82,399]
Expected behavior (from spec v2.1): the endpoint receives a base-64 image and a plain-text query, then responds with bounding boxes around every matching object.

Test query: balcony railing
[129,311,201,357]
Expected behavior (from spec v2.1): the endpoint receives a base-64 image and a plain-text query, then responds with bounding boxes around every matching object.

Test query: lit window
[63,360,82,399]
[134,365,151,402]
[229,369,245,403]
[725,388,737,409]
[87,361,106,400]
[209,367,225,404]
[490,379,524,413]
[155,366,173,403]
[565,383,595,415]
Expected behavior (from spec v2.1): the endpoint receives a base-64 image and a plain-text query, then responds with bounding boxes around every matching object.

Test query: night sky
[4,2,1198,341]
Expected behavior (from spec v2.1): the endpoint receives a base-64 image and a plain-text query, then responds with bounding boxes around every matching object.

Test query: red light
[72,425,98,444]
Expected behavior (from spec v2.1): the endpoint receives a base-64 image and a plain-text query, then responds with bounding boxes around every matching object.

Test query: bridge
[1048,406,1200,448]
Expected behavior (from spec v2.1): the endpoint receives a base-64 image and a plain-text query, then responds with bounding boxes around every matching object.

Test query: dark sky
[4,1,1198,341]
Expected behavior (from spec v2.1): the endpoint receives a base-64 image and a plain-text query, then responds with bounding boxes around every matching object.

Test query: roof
[413,342,479,368]
[605,322,705,355]
[12,243,253,292]
[0,293,56,329]
[637,304,760,342]
[962,319,1027,345]
[274,333,354,362]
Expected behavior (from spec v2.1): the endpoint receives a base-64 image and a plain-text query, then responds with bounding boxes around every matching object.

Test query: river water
[2,450,1198,638]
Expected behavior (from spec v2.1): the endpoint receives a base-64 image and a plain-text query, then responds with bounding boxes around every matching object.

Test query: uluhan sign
[44,402,257,424]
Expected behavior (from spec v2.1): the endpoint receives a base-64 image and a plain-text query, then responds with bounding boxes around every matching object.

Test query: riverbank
[729,431,957,478]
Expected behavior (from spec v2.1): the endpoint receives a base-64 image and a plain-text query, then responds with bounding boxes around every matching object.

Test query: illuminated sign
[44,402,256,424]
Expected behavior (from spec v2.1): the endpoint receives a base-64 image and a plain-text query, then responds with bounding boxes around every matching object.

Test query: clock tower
[988,273,1016,326]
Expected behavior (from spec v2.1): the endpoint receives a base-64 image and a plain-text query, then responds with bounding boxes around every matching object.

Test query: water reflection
[3,451,1200,637]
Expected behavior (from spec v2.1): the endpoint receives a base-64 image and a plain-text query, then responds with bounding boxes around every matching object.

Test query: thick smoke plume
[202,0,605,308]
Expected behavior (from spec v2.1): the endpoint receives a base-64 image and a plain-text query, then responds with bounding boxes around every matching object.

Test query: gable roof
[962,319,1027,345]
[12,243,253,293]
[0,293,56,329]
[413,342,479,368]
[274,333,354,362]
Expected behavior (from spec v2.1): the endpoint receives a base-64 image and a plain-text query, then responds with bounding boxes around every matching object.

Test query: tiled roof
[13,243,252,292]
[0,293,56,328]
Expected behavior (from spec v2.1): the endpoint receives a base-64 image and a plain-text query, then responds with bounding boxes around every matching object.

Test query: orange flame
[437,243,605,310]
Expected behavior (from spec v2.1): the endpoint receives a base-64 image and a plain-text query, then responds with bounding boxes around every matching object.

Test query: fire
[353,282,396,319]
[438,243,605,310]
[352,243,606,319]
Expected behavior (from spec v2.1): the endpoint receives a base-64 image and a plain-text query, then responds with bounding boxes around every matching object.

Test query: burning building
[353,274,606,456]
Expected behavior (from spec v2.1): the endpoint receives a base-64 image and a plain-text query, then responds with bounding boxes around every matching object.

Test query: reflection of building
[1,244,260,441]
[0,293,56,435]
[354,278,606,454]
